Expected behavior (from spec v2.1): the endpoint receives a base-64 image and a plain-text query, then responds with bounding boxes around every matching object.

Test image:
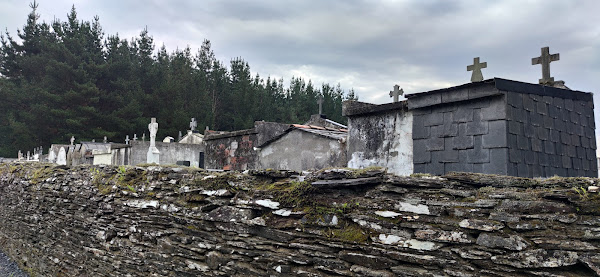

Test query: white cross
[125,135,130,145]
[532,46,560,85]
[133,134,138,141]
[389,85,404,103]
[190,118,197,131]
[467,57,487,82]
[70,136,75,145]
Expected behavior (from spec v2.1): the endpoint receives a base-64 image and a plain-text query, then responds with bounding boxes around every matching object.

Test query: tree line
[0,3,357,157]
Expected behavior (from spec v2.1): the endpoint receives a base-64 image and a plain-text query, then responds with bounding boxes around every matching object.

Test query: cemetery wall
[258,129,347,171]
[344,101,414,176]
[1,163,600,276]
[129,141,205,167]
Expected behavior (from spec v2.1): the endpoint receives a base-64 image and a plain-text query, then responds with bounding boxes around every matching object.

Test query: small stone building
[345,78,597,178]
[129,141,205,167]
[257,124,348,171]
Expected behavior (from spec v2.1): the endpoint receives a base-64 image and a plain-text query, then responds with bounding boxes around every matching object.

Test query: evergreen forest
[0,3,357,157]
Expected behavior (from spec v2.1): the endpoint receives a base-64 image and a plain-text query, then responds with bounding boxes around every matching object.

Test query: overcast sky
[2,0,599,106]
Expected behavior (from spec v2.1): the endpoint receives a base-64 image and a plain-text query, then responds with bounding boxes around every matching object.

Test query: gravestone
[125,135,130,145]
[467,57,487,82]
[56,147,67,165]
[178,131,182,141]
[48,149,56,163]
[103,136,107,143]
[389,85,403,103]
[133,134,138,141]
[27,151,30,161]
[18,150,23,160]
[70,136,75,146]
[147,118,160,164]
[532,46,559,85]
[142,133,146,142]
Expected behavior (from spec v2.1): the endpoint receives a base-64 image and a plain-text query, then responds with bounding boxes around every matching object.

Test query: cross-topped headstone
[190,118,197,131]
[317,94,324,115]
[532,46,560,85]
[133,134,138,141]
[125,135,130,145]
[467,57,487,82]
[70,136,75,146]
[389,84,404,103]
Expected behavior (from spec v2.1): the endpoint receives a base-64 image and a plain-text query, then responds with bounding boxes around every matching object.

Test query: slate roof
[258,124,348,148]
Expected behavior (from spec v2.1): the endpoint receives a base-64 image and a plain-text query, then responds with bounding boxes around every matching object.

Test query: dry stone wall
[1,163,600,276]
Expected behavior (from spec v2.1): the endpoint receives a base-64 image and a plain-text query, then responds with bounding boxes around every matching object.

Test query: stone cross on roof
[389,84,404,103]
[532,46,560,85]
[70,136,75,146]
[190,118,197,131]
[125,135,130,145]
[467,57,487,82]
[317,94,324,115]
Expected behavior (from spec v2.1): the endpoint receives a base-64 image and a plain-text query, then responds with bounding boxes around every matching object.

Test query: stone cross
[317,94,324,115]
[178,131,182,141]
[389,84,404,103]
[70,136,75,146]
[27,151,30,161]
[147,118,160,164]
[532,47,560,85]
[103,136,107,143]
[133,134,138,141]
[18,150,23,160]
[125,135,130,145]
[467,57,487,82]
[190,118,197,131]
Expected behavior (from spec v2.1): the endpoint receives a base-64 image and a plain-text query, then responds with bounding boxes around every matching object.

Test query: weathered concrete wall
[130,141,205,167]
[345,102,413,176]
[258,129,347,171]
[3,163,600,276]
[204,130,258,170]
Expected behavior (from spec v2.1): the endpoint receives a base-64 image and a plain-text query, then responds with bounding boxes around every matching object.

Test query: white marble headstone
[57,147,67,165]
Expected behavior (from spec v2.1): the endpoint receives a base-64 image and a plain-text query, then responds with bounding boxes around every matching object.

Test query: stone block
[472,163,484,173]
[530,164,542,177]
[548,105,559,119]
[442,113,458,137]
[570,111,579,124]
[571,134,580,147]
[524,151,536,165]
[507,162,518,176]
[517,135,530,150]
[517,163,529,177]
[524,124,535,138]
[549,130,560,142]
[469,86,502,100]
[453,135,474,150]
[523,95,535,112]
[531,138,542,152]
[484,148,508,175]
[440,148,459,163]
[413,139,430,163]
[431,125,443,138]
[412,107,432,115]
[436,103,458,113]
[553,97,564,109]
[581,136,590,148]
[507,92,522,108]
[567,145,576,158]
[424,112,444,126]
[409,93,442,109]
[536,126,549,141]
[413,126,430,140]
[543,116,554,129]
[453,108,474,123]
[572,158,582,170]
[430,160,444,176]
[562,155,572,169]
[442,88,469,103]
[445,162,472,173]
[560,132,570,144]
[514,108,528,123]
[482,120,507,149]
[564,99,574,111]
[426,137,445,151]
[466,116,488,136]
[467,137,490,163]
[554,118,565,132]
[530,112,542,127]
[544,141,555,154]
[509,148,522,163]
[481,101,507,121]
[538,153,549,166]
[413,163,429,173]
[536,101,548,115]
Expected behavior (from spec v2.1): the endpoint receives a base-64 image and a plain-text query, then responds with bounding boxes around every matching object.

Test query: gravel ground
[0,250,28,277]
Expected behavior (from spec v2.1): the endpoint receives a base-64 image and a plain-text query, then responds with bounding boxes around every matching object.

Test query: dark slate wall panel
[506,91,597,178]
